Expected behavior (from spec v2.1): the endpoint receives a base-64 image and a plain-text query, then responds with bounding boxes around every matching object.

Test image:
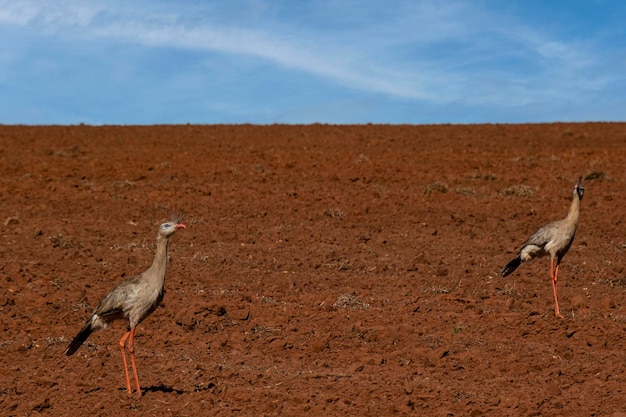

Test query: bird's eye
[162,223,172,229]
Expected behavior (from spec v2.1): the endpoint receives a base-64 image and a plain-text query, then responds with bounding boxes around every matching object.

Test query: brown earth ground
[1,123,626,417]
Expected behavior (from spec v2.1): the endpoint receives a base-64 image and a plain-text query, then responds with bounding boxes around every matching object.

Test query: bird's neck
[147,235,169,284]
[565,193,581,226]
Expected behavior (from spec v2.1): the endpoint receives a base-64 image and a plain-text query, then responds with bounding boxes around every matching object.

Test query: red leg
[119,331,133,394]
[551,261,563,318]
[127,328,142,396]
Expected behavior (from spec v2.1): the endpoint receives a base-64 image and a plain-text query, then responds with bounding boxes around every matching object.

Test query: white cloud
[0,0,621,123]
[0,1,489,101]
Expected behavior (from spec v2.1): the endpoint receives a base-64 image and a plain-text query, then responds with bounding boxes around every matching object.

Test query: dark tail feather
[64,323,93,356]
[501,256,521,277]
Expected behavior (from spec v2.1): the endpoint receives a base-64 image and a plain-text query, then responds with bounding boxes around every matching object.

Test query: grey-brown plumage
[501,177,584,318]
[65,219,185,395]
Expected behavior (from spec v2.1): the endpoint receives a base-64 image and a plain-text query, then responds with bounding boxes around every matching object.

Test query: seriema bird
[501,177,584,318]
[65,219,185,395]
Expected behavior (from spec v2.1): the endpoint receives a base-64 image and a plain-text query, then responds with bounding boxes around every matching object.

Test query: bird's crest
[170,213,185,224]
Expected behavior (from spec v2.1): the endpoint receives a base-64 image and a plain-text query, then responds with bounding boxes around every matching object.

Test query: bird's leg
[551,260,563,318]
[119,331,133,394]
[127,328,142,396]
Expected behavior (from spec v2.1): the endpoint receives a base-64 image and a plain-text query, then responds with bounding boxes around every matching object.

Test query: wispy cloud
[0,0,623,123]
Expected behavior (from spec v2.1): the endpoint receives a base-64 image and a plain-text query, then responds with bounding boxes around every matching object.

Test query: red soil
[1,124,625,416]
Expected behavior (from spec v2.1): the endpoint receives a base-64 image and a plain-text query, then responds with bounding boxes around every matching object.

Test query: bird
[64,218,186,395]
[501,177,584,318]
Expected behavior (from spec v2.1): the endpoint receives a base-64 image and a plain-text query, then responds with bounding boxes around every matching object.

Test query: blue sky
[1,0,625,124]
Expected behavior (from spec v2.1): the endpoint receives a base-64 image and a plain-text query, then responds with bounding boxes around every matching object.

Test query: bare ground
[1,123,626,416]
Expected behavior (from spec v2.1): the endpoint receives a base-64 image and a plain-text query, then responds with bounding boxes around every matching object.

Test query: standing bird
[65,219,185,395]
[501,177,584,318]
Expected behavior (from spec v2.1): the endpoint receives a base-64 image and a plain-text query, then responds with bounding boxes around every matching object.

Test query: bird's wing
[92,274,143,316]
[523,220,561,248]
[97,307,124,319]
[516,221,561,262]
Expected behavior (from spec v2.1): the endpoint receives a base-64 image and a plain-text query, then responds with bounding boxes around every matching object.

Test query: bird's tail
[501,256,521,277]
[64,323,93,356]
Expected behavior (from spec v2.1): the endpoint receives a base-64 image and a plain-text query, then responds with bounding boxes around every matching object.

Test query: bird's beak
[175,224,186,230]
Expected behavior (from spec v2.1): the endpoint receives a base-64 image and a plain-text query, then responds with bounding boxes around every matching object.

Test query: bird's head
[158,220,186,238]
[574,176,584,201]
